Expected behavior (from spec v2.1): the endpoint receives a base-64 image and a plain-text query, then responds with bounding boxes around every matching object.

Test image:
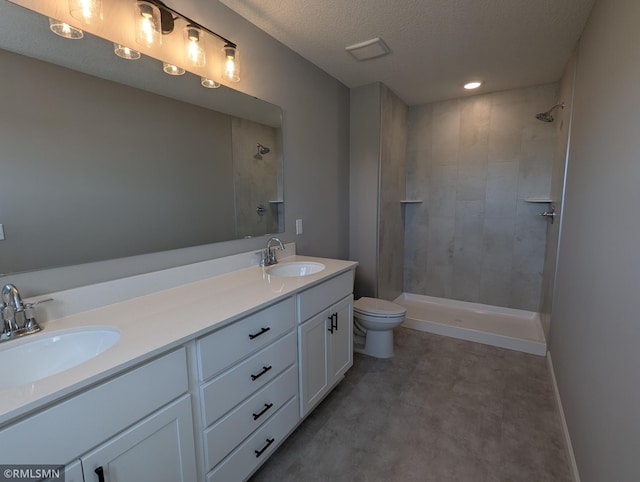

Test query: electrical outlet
[0,224,4,241]
[295,219,303,235]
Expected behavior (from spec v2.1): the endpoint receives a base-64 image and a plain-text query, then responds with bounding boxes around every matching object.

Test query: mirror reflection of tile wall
[232,118,282,238]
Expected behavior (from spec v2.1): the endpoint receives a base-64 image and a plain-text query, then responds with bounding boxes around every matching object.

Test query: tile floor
[251,327,572,482]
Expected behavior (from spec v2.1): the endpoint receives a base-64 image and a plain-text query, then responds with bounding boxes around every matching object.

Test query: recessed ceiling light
[464,81,482,90]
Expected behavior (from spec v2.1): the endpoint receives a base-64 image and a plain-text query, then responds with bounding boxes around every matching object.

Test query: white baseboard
[547,352,581,482]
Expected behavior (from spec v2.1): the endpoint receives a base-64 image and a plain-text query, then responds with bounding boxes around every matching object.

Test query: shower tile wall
[404,84,559,311]
[232,117,282,238]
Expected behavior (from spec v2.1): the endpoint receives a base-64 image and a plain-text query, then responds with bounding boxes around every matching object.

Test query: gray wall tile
[403,84,558,311]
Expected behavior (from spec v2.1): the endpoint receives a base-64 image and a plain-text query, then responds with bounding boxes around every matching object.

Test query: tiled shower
[403,84,559,312]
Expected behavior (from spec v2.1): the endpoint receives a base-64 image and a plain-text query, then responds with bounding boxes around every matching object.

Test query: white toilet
[353,297,407,358]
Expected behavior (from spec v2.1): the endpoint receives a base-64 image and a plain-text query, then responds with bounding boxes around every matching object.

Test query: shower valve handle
[539,208,556,224]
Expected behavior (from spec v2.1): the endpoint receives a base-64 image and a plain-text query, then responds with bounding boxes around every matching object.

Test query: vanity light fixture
[114,43,141,60]
[222,44,240,83]
[185,25,206,67]
[49,18,84,39]
[69,0,103,25]
[464,81,483,90]
[134,1,162,48]
[162,62,185,75]
[139,0,240,81]
[201,77,221,89]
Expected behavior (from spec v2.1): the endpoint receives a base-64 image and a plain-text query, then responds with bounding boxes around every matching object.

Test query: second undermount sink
[266,261,326,277]
[0,326,121,390]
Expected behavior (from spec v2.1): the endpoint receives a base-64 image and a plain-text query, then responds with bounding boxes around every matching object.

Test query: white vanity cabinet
[297,271,354,417]
[0,348,197,480]
[195,297,300,481]
[81,395,195,482]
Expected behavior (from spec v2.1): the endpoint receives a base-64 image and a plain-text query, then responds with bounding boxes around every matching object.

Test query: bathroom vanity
[0,249,357,481]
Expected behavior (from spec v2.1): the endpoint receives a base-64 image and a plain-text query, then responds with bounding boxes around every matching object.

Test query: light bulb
[163,62,185,76]
[185,26,206,67]
[114,43,141,60]
[49,18,83,39]
[201,77,221,89]
[222,44,240,83]
[134,1,162,48]
[69,0,103,25]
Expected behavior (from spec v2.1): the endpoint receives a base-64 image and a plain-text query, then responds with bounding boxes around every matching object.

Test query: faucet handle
[22,298,52,333]
[2,305,19,335]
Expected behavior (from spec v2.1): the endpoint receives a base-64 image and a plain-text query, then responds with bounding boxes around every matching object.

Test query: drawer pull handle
[251,365,272,381]
[255,437,275,458]
[249,326,271,340]
[328,313,338,333]
[95,467,105,482]
[252,402,274,420]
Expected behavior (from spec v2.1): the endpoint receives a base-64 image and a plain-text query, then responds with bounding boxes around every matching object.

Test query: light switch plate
[295,219,303,235]
[0,224,4,241]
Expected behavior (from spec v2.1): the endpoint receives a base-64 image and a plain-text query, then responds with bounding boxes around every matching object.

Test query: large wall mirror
[0,0,284,276]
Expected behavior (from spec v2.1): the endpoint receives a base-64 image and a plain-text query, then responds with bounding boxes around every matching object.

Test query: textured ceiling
[219,0,595,105]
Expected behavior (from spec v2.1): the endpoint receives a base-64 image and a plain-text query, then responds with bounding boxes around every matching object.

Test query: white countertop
[0,254,357,426]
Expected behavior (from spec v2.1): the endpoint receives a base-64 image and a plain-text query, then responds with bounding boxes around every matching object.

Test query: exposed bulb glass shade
[114,43,141,60]
[134,1,162,48]
[69,0,103,24]
[222,44,240,83]
[49,18,83,39]
[185,26,206,67]
[163,62,185,76]
[201,77,221,89]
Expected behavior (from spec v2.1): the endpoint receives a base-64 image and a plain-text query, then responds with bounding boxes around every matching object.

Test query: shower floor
[394,293,547,356]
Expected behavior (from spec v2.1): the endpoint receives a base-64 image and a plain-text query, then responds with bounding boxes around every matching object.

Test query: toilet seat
[353,297,407,318]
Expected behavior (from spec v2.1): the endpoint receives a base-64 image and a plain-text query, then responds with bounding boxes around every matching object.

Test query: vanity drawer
[203,364,298,471]
[200,331,297,427]
[206,396,299,482]
[0,348,188,465]
[198,297,295,381]
[297,270,354,322]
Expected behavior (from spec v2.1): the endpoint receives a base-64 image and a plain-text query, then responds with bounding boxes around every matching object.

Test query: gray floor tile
[250,328,571,482]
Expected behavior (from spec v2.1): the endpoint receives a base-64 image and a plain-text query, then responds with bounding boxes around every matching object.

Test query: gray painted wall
[378,85,407,301]
[349,83,382,298]
[404,85,558,311]
[4,0,350,296]
[550,0,640,480]
[349,83,407,300]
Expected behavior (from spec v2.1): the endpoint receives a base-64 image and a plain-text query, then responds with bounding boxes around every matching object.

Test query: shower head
[535,102,565,122]
[254,143,270,160]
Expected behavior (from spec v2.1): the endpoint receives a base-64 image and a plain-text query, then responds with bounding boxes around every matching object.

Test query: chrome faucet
[1,284,50,342]
[261,237,285,267]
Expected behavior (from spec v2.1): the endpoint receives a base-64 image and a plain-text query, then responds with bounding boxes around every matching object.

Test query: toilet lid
[353,297,407,317]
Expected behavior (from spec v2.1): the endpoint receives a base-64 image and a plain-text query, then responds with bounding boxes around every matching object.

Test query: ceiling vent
[345,37,390,61]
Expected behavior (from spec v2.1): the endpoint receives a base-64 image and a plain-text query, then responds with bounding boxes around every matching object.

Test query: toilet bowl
[353,297,407,358]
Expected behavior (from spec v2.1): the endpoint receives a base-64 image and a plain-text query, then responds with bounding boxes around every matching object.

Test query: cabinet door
[298,310,329,416]
[81,395,196,482]
[329,295,353,383]
[42,460,83,482]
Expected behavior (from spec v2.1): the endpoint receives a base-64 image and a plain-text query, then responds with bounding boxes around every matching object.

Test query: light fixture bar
[149,0,237,49]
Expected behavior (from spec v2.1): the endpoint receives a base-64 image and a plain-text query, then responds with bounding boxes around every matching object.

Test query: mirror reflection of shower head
[254,143,270,160]
[536,102,565,122]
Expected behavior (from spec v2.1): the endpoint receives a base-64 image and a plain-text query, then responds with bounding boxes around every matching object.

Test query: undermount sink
[0,326,120,390]
[266,261,326,277]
